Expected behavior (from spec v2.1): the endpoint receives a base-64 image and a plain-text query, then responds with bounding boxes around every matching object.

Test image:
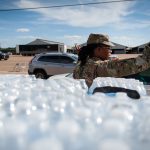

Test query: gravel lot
[0,55,33,74]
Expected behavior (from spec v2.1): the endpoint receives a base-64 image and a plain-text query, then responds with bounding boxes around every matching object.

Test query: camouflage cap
[87,33,114,46]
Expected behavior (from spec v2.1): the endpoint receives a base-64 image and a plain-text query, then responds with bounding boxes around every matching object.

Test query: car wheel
[34,70,47,79]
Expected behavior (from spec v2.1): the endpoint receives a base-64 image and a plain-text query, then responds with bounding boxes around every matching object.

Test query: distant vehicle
[28,52,78,79]
[0,51,9,60]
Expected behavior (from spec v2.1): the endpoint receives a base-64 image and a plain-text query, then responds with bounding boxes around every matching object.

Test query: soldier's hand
[109,55,119,61]
[75,44,81,54]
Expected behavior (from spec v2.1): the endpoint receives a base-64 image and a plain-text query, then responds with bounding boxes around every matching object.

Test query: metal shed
[16,39,65,56]
[127,42,150,54]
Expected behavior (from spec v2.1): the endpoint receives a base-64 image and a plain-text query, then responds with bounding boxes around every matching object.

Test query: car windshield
[67,54,78,61]
[65,73,73,78]
[72,55,78,61]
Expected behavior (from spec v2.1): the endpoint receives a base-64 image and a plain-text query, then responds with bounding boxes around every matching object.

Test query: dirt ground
[0,54,140,74]
[0,55,33,74]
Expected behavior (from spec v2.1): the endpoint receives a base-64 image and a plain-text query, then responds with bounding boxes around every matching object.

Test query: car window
[38,55,59,63]
[59,56,74,64]
[71,55,78,61]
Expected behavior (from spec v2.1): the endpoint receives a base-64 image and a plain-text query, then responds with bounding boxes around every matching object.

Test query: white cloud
[0,35,40,48]
[64,35,82,40]
[63,35,85,45]
[17,28,30,32]
[17,35,37,39]
[0,38,17,48]
[142,11,150,16]
[113,20,150,30]
[16,0,135,27]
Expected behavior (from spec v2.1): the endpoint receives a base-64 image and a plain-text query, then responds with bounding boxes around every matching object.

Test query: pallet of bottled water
[0,74,150,150]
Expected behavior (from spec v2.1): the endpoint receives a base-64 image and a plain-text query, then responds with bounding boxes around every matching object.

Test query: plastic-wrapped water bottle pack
[0,74,150,150]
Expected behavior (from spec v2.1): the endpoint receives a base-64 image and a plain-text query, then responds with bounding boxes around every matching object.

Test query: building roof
[127,41,150,52]
[133,41,150,49]
[111,42,127,50]
[26,39,64,45]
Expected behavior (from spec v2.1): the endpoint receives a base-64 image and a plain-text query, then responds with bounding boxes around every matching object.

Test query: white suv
[28,53,78,79]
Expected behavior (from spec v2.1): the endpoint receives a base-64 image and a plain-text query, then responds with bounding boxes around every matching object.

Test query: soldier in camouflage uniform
[73,33,150,87]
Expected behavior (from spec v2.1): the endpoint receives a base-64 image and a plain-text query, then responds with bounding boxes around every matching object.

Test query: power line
[0,0,137,12]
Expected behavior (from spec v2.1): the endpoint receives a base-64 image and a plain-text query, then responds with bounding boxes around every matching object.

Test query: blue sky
[0,0,150,48]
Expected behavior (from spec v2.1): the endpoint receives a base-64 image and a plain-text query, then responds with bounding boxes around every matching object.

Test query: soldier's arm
[73,61,96,87]
[81,62,98,87]
[96,45,150,77]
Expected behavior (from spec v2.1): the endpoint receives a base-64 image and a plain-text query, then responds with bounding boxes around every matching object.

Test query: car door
[45,55,65,75]
[59,55,76,73]
[37,55,62,75]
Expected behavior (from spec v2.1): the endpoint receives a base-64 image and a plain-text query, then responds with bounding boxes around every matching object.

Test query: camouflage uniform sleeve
[81,61,98,87]
[73,59,98,87]
[96,45,150,77]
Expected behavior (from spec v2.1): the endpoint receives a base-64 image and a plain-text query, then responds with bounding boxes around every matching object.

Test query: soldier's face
[96,46,111,60]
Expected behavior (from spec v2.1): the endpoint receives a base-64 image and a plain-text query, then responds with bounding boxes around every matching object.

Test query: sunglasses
[92,86,140,99]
